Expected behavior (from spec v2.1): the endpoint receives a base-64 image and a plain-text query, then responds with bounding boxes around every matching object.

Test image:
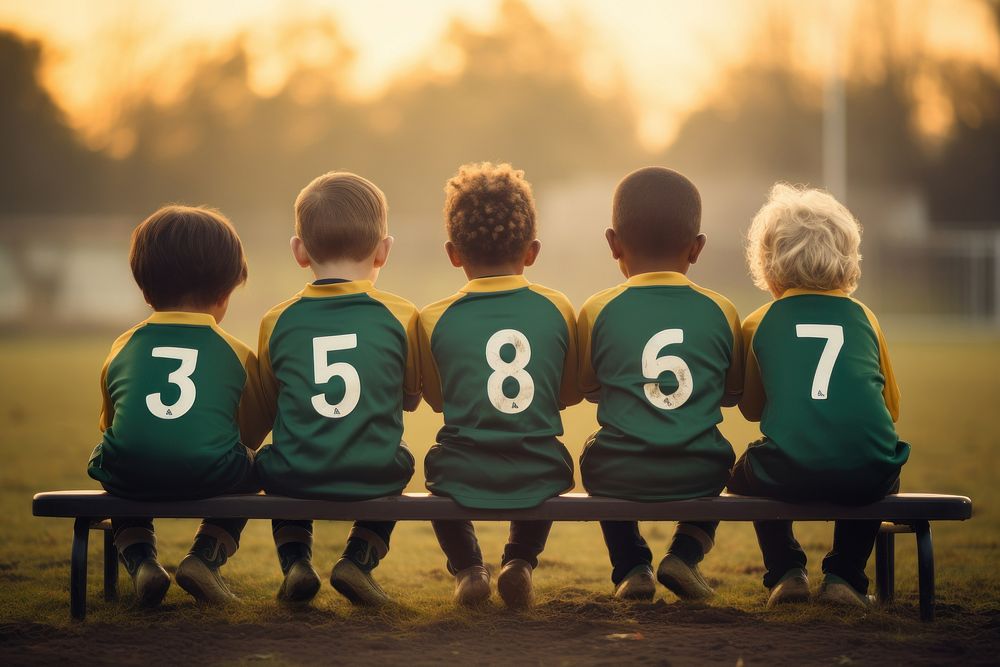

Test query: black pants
[432,520,552,573]
[271,519,395,552]
[600,520,718,585]
[728,451,900,594]
[110,453,259,558]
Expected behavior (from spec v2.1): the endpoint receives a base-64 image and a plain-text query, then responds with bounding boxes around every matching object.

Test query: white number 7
[795,324,844,400]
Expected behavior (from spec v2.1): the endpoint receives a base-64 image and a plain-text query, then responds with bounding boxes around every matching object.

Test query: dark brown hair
[612,166,701,257]
[129,205,248,309]
[295,172,387,262]
[444,162,536,265]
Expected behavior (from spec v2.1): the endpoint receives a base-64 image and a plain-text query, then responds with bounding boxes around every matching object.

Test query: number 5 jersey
[418,275,582,509]
[578,272,744,501]
[253,280,418,500]
[89,312,271,500]
[738,289,909,497]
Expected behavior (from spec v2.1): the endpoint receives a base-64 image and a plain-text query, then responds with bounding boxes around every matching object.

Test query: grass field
[1,333,998,665]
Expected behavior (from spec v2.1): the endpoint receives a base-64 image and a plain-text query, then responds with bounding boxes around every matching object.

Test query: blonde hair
[444,162,536,265]
[294,171,387,263]
[747,183,862,295]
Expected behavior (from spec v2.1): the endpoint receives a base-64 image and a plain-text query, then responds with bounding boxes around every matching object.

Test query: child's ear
[444,241,463,268]
[605,228,624,260]
[523,239,542,267]
[373,236,394,269]
[290,236,312,269]
[688,233,707,265]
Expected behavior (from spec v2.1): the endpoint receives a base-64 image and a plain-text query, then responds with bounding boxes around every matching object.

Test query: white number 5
[312,334,361,418]
[146,347,198,419]
[795,324,844,399]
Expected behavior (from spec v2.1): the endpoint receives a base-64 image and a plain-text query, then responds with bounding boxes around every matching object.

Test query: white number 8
[641,329,693,410]
[146,346,198,419]
[312,334,361,418]
[486,329,534,414]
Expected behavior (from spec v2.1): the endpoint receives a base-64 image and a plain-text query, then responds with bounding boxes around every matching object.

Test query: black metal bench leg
[875,529,895,604]
[915,520,935,622]
[70,518,89,620]
[103,528,118,602]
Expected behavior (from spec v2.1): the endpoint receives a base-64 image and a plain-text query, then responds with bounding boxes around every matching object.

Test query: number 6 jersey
[739,289,909,497]
[418,275,582,509]
[578,272,744,501]
[253,280,418,500]
[88,312,270,500]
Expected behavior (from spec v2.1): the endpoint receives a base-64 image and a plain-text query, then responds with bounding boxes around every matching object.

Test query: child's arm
[556,299,583,409]
[722,306,745,408]
[402,307,422,413]
[238,350,275,450]
[738,307,769,422]
[855,302,901,422]
[576,299,601,404]
[416,311,444,413]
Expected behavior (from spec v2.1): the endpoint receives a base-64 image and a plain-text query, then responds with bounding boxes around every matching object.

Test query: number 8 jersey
[578,272,744,501]
[88,312,270,500]
[739,289,909,497]
[418,275,582,509]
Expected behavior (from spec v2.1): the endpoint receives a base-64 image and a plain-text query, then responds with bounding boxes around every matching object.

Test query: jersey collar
[146,311,218,326]
[300,279,374,298]
[460,274,530,293]
[625,271,691,287]
[780,288,850,299]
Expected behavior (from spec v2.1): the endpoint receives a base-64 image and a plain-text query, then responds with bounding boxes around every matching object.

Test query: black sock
[343,537,379,573]
[277,541,312,575]
[190,535,228,569]
[667,534,705,567]
[119,542,156,576]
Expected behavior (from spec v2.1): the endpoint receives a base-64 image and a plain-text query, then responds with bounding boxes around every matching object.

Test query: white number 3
[146,346,198,419]
[796,324,844,399]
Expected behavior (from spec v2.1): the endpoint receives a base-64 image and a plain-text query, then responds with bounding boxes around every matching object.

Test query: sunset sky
[1,0,997,149]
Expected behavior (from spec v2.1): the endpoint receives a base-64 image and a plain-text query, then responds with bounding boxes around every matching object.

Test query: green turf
[0,334,996,632]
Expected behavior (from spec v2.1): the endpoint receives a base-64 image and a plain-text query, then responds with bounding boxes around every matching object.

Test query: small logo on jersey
[817,390,825,398]
[334,408,341,415]
[511,402,519,409]
[165,409,173,416]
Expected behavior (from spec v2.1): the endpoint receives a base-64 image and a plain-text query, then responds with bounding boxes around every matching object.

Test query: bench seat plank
[33,491,972,522]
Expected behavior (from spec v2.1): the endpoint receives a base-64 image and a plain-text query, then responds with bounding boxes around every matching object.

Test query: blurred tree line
[1,0,998,228]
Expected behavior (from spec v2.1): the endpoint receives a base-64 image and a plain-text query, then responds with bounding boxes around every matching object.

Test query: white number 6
[311,334,361,418]
[795,324,844,399]
[642,329,693,410]
[146,346,198,419]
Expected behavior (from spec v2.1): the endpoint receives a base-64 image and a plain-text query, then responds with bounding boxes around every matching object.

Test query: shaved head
[612,167,701,258]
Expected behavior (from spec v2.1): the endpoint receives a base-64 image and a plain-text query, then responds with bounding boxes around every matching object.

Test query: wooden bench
[32,491,972,622]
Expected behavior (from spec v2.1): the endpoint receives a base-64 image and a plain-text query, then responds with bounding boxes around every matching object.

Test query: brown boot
[497,559,534,610]
[454,565,491,607]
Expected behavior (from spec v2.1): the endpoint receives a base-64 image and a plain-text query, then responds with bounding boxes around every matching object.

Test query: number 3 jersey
[578,272,744,501]
[418,275,582,509]
[88,312,270,500]
[253,280,418,500]
[739,289,909,497]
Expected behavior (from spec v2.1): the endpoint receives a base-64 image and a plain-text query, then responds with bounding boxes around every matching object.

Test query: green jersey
[253,280,418,500]
[418,275,582,509]
[88,312,269,500]
[739,289,908,497]
[578,272,743,501]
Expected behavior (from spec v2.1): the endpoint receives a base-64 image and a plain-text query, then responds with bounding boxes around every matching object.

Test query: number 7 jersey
[418,275,582,509]
[739,289,909,496]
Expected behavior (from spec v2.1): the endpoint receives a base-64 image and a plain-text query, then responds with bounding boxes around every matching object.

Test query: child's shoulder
[211,324,254,366]
[367,287,419,329]
[526,282,574,318]
[580,283,630,321]
[685,280,740,324]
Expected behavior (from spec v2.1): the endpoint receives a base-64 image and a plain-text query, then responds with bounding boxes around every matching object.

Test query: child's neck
[310,259,377,283]
[462,262,527,280]
[621,257,690,278]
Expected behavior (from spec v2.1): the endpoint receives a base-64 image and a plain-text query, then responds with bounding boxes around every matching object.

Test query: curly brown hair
[444,162,537,265]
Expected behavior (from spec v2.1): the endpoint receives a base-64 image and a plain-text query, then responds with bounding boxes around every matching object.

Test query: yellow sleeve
[690,286,744,407]
[98,324,143,432]
[854,300,901,422]
[739,302,772,422]
[417,294,461,413]
[576,285,628,398]
[529,284,582,408]
[370,290,421,397]
[214,324,275,450]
